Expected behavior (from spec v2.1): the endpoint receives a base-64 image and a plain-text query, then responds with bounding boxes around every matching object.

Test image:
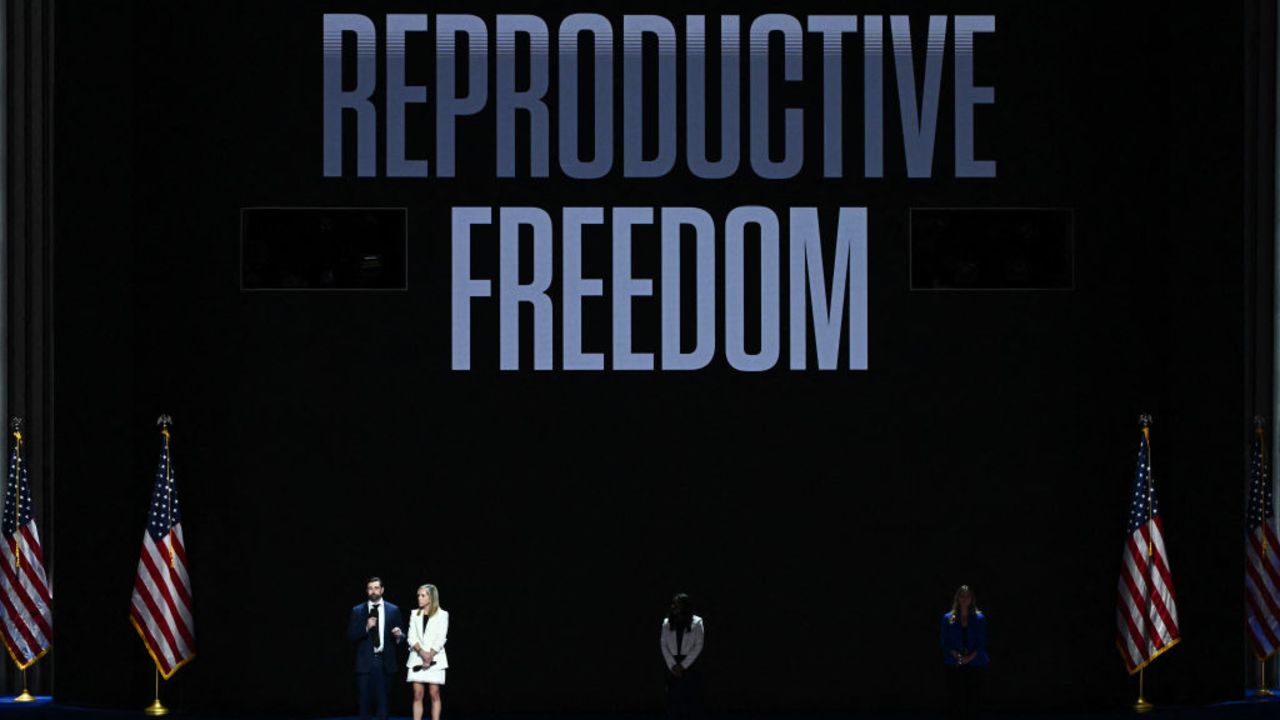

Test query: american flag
[0,427,52,669]
[1246,423,1280,659]
[1116,423,1180,673]
[129,425,195,678]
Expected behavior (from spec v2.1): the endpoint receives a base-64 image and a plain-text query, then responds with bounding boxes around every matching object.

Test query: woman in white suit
[661,593,704,719]
[406,584,449,720]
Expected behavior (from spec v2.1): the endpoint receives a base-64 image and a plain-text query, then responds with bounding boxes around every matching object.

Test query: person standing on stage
[940,584,989,720]
[661,593,705,719]
[407,583,450,720]
[348,577,405,720]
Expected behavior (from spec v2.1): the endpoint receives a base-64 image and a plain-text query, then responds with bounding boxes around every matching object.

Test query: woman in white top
[660,593,704,719]
[406,584,449,720]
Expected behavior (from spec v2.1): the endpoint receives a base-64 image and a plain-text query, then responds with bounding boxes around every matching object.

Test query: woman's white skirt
[407,666,447,684]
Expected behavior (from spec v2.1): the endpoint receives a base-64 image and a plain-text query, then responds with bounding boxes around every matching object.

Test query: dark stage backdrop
[47,0,1252,716]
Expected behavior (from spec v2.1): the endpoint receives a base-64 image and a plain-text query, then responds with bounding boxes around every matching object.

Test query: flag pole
[143,416,172,717]
[1133,414,1154,713]
[9,418,36,704]
[1134,669,1151,712]
[144,667,168,716]
[14,667,34,702]
[10,419,21,580]
[1259,418,1275,698]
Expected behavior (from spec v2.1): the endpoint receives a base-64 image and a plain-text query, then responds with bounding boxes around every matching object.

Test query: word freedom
[323,13,996,179]
[452,206,867,372]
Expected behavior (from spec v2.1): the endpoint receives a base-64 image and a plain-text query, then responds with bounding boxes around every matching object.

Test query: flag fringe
[1251,642,1278,662]
[1117,635,1180,675]
[0,631,48,671]
[129,615,195,680]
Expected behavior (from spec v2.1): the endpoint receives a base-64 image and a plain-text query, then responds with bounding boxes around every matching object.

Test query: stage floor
[4,697,1280,720]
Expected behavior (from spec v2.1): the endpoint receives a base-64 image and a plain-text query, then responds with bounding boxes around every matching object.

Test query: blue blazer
[348,600,406,674]
[940,611,989,667]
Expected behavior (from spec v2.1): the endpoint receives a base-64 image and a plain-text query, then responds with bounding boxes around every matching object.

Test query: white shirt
[368,600,386,652]
[660,615,704,670]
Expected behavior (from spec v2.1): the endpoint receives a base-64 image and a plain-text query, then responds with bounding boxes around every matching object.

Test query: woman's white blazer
[406,608,449,670]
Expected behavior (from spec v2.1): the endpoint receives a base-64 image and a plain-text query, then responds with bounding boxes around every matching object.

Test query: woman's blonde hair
[948,584,978,622]
[418,584,441,617]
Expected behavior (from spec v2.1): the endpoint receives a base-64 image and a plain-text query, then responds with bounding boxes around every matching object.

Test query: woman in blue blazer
[940,585,988,719]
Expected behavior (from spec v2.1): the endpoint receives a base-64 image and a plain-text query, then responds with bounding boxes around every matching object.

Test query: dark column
[1245,0,1278,692]
[4,0,56,698]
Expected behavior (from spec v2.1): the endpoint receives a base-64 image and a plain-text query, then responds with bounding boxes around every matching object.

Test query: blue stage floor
[4,698,1280,720]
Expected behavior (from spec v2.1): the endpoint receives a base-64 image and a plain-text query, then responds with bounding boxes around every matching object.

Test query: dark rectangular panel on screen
[240,207,407,290]
[910,208,1075,290]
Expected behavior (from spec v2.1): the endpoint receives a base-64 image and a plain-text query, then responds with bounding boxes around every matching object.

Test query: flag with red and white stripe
[1116,422,1180,673]
[129,424,195,678]
[0,427,52,669]
[1246,423,1280,659]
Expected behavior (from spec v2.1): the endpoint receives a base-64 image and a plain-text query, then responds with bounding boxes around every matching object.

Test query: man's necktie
[369,603,380,651]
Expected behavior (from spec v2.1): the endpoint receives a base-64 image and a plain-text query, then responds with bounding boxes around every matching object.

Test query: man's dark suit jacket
[348,600,405,674]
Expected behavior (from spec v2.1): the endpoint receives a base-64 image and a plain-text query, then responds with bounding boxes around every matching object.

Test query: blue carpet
[2,703,1280,720]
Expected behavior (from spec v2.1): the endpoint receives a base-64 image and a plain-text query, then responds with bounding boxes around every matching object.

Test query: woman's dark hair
[668,593,694,632]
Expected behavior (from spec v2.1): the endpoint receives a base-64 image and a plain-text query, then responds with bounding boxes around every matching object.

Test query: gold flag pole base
[1133,668,1153,712]
[14,668,36,702]
[144,668,169,715]
[1258,688,1275,697]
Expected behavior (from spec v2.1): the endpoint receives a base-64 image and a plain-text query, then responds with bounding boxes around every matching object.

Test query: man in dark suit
[348,576,405,720]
